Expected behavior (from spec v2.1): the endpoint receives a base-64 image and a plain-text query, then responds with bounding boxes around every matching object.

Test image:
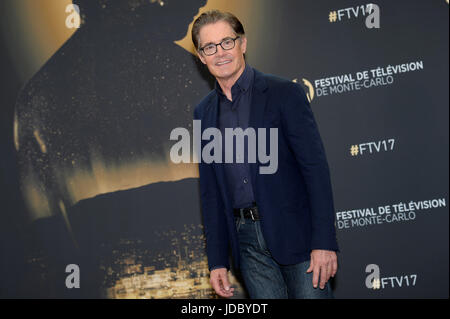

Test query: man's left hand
[306,249,338,289]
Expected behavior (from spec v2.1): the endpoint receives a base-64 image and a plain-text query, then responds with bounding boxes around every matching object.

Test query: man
[192,10,339,299]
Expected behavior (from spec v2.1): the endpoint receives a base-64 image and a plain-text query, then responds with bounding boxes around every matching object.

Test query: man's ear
[240,36,247,54]
[196,51,207,65]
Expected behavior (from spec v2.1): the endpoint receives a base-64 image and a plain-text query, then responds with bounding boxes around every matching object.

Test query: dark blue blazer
[194,68,339,271]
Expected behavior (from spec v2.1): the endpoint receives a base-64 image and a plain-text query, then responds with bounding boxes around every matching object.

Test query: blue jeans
[235,216,334,299]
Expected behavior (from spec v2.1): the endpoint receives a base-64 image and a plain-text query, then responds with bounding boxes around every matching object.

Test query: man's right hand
[210,268,234,298]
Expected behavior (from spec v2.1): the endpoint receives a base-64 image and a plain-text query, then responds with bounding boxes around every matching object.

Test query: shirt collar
[215,63,254,99]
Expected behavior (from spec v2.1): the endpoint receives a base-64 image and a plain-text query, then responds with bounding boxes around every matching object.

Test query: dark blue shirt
[216,63,255,209]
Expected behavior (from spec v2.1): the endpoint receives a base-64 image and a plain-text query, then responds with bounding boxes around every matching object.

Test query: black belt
[233,203,260,221]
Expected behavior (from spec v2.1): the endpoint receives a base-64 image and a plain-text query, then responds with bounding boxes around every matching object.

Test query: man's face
[196,20,247,81]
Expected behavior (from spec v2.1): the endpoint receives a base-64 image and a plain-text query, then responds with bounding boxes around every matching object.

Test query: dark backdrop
[0,0,448,298]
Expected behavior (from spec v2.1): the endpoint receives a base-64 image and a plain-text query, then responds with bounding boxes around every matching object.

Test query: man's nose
[215,45,228,58]
[216,44,228,55]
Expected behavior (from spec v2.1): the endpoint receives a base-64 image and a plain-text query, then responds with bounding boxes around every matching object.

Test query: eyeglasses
[200,36,241,56]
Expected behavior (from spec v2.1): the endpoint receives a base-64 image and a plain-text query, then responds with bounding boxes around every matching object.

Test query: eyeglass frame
[199,36,241,56]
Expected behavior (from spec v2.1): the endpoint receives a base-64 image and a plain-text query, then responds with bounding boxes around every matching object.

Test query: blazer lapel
[248,69,269,195]
[204,93,232,210]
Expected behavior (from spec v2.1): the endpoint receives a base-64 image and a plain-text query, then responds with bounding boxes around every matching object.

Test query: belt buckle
[249,208,255,221]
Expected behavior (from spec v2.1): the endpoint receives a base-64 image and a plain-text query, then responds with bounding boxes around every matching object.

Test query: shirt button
[243,178,248,184]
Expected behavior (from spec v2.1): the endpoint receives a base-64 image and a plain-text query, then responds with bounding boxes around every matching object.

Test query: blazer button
[243,177,248,184]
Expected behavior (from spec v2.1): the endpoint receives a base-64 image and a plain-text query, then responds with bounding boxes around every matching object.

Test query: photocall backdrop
[0,0,448,298]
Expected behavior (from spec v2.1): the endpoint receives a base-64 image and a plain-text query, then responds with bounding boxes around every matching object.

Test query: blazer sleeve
[279,82,339,252]
[194,107,231,270]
